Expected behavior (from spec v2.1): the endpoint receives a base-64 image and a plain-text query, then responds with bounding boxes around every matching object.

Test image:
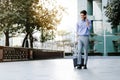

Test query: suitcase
[72,42,84,68]
[73,57,77,67]
[81,57,84,66]
[73,56,84,68]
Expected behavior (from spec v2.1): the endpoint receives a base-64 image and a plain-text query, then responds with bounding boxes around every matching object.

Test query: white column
[102,0,108,56]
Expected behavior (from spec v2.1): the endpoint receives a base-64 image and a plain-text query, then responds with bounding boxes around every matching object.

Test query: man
[76,10,92,69]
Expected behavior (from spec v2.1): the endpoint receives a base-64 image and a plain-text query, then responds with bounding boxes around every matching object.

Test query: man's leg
[83,36,89,68]
[77,37,83,65]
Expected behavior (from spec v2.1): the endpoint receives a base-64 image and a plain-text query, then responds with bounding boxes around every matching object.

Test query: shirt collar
[81,19,86,22]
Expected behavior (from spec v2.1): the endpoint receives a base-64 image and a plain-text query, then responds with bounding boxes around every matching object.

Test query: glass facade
[77,0,120,55]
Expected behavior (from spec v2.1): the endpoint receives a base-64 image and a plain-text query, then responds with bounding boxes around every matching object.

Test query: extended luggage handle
[72,42,78,58]
[73,42,85,58]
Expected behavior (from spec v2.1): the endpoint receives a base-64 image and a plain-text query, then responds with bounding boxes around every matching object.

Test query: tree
[0,0,64,48]
[31,0,65,45]
[105,0,120,28]
[0,0,23,46]
[11,0,64,48]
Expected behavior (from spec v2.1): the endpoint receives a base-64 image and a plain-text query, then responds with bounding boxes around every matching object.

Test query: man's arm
[86,19,92,30]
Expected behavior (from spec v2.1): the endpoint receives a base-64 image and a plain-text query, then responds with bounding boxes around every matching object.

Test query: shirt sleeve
[87,20,92,30]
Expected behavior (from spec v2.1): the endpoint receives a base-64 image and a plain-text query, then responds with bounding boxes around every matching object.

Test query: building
[77,0,120,56]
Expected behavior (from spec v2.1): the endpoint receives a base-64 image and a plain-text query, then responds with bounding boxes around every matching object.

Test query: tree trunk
[22,21,34,48]
[41,43,44,48]
[4,31,9,46]
[29,33,33,48]
[22,33,29,47]
[22,33,34,48]
[40,28,45,48]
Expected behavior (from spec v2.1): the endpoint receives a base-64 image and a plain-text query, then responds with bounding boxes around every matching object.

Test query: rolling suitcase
[73,57,77,67]
[73,56,84,68]
[72,44,78,67]
[72,43,84,68]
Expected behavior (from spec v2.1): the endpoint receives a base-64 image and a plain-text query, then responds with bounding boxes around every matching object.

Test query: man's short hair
[80,10,87,15]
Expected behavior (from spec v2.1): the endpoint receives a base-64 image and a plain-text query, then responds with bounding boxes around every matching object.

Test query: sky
[56,0,77,32]
[54,0,77,42]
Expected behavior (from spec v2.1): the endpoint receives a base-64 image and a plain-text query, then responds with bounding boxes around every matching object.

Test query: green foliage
[40,29,55,43]
[11,0,64,43]
[0,0,64,46]
[31,0,65,43]
[105,0,120,28]
[0,0,25,36]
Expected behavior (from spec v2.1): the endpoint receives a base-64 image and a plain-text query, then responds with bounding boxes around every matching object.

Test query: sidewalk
[0,56,120,80]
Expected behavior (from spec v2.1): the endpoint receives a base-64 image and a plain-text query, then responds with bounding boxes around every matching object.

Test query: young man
[76,10,92,69]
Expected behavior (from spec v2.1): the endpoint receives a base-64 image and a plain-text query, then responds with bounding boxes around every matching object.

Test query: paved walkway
[0,56,120,80]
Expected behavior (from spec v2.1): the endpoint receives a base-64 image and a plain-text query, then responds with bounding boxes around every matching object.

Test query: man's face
[80,13,86,20]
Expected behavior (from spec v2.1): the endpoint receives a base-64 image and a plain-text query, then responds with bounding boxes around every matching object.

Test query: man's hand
[75,34,78,45]
[86,19,90,27]
[75,41,78,45]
